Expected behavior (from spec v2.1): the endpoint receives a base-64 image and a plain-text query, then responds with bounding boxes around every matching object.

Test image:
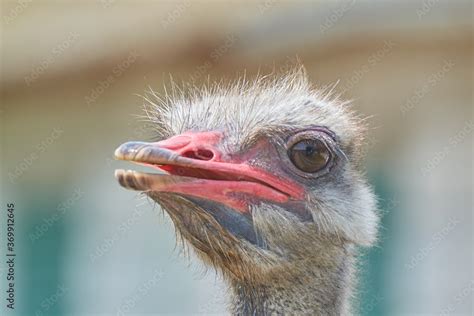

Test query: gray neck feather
[229,244,355,315]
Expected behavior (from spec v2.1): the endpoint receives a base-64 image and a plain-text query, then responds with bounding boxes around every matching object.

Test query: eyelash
[286,129,336,150]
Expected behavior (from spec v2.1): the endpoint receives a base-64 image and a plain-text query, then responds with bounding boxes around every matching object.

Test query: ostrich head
[115,69,378,313]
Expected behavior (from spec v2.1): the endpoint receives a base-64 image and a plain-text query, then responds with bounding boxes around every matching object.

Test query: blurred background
[1,0,472,315]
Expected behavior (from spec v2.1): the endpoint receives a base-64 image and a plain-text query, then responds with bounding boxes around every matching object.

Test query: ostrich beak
[114,132,304,213]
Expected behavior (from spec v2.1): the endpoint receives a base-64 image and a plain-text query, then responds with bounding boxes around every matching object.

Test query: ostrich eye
[289,139,331,173]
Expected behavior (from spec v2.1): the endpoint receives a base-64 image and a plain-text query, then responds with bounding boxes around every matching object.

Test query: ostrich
[114,69,379,315]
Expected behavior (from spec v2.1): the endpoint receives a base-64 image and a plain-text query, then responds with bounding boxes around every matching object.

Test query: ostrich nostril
[182,149,214,161]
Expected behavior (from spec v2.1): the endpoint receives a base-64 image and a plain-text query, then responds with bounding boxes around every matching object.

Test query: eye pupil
[289,139,331,173]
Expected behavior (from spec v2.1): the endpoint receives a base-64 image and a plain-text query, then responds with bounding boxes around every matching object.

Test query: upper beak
[114,132,304,212]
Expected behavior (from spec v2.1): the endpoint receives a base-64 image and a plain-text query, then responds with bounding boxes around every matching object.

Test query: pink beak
[114,131,304,213]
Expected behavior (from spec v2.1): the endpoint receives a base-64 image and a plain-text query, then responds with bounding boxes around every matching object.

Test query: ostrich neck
[229,244,355,315]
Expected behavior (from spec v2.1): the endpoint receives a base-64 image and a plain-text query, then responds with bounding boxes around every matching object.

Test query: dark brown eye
[289,139,331,173]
